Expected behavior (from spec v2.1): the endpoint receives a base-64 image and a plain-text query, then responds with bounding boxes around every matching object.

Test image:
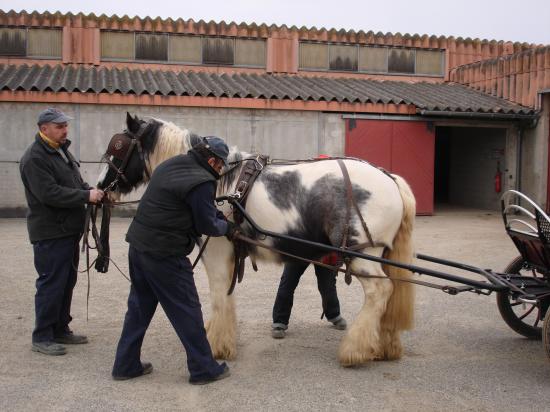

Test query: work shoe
[31,341,67,356]
[112,362,153,381]
[189,364,230,385]
[330,317,347,330]
[271,326,286,339]
[54,332,88,345]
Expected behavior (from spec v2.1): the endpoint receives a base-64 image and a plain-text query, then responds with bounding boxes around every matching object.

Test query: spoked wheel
[544,312,550,361]
[497,256,544,339]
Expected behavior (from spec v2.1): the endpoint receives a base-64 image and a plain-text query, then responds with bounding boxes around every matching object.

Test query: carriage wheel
[544,312,550,361]
[496,256,543,339]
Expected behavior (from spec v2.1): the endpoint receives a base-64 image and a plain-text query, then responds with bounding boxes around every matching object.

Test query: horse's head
[96,113,159,195]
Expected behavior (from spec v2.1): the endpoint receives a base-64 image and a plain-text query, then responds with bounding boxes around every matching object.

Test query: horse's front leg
[200,236,237,360]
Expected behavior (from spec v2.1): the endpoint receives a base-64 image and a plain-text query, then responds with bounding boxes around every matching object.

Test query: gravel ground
[1,208,549,412]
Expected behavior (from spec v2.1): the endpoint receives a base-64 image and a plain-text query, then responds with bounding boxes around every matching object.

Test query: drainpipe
[516,127,522,193]
[74,104,81,161]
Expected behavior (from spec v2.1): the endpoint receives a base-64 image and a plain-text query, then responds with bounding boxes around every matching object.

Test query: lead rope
[81,201,132,320]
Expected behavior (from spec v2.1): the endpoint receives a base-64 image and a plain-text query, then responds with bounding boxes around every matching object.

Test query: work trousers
[272,259,341,327]
[32,235,80,342]
[112,246,225,380]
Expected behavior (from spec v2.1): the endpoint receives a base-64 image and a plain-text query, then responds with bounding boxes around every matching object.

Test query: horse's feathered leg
[200,236,238,360]
[379,174,416,360]
[337,248,392,366]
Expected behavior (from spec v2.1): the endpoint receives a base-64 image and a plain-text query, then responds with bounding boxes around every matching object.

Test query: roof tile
[0,63,534,114]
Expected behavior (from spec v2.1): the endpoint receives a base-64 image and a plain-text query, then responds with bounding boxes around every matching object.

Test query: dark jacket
[20,134,91,243]
[126,150,228,257]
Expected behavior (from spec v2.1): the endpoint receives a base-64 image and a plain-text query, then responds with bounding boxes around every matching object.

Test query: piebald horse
[98,113,416,366]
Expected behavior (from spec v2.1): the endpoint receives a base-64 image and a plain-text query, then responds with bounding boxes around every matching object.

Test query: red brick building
[1,10,549,214]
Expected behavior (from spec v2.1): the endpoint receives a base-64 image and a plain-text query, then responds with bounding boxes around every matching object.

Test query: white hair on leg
[337,249,393,366]
[378,174,416,360]
[200,236,238,360]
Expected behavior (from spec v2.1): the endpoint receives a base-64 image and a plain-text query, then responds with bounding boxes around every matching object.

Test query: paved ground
[1,208,549,412]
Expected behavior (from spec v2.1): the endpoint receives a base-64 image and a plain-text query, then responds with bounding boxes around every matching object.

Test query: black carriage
[499,190,550,357]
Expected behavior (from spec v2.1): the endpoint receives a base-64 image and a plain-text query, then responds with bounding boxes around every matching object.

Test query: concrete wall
[521,94,550,209]
[0,102,345,215]
[448,127,508,210]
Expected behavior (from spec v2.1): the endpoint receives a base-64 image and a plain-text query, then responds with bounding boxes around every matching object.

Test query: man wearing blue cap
[20,108,104,356]
[112,136,237,385]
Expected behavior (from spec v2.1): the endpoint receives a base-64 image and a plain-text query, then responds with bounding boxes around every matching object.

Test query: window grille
[136,33,168,61]
[299,42,328,70]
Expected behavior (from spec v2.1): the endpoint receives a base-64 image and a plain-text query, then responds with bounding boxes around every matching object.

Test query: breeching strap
[336,159,375,285]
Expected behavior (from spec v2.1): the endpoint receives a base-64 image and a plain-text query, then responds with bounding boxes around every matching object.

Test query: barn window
[168,35,201,63]
[299,42,328,70]
[203,37,234,65]
[27,28,62,58]
[329,44,358,71]
[135,33,168,61]
[0,28,27,56]
[235,38,265,67]
[101,31,134,60]
[416,49,444,75]
[0,27,62,58]
[388,48,415,73]
[358,46,388,72]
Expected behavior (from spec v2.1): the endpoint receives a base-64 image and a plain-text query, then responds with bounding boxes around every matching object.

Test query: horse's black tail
[94,203,111,273]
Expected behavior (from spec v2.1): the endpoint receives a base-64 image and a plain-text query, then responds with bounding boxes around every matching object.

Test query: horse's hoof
[212,348,237,361]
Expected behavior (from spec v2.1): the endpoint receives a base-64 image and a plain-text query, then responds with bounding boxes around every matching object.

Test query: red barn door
[345,119,435,215]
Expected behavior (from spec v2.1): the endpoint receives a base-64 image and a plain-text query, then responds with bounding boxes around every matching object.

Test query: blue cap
[203,136,229,166]
[37,108,73,126]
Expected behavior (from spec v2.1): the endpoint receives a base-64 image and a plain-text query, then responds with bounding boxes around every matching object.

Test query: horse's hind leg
[200,237,237,360]
[378,322,402,361]
[338,250,393,366]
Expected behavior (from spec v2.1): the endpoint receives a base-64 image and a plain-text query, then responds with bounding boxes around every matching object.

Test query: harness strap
[103,158,129,183]
[94,203,111,273]
[336,159,376,285]
[192,236,210,269]
[135,138,151,180]
[233,233,457,293]
[227,155,269,294]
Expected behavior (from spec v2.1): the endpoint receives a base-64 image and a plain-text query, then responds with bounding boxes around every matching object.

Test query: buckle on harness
[253,155,264,171]
[234,180,248,199]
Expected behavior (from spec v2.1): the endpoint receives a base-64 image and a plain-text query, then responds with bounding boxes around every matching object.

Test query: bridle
[102,121,152,193]
[84,120,154,277]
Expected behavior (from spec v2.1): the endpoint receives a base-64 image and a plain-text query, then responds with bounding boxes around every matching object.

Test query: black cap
[203,136,229,166]
[37,108,73,126]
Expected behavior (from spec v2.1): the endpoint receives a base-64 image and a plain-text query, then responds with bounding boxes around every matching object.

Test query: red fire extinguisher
[495,161,502,193]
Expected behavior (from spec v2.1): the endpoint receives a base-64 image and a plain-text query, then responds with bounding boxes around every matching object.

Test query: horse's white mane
[148,118,193,171]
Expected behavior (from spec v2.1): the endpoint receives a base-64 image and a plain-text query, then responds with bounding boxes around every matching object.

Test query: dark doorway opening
[433,126,507,211]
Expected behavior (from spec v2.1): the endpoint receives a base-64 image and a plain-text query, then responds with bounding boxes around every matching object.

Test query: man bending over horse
[112,136,237,385]
[20,108,104,356]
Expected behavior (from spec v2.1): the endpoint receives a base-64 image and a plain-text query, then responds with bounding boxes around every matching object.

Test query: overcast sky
[2,0,549,44]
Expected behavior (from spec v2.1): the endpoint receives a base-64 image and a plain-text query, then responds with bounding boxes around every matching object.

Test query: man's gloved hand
[225,221,240,241]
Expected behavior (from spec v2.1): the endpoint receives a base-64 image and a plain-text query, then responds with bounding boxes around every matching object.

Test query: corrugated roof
[0,9,541,49]
[0,63,534,114]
